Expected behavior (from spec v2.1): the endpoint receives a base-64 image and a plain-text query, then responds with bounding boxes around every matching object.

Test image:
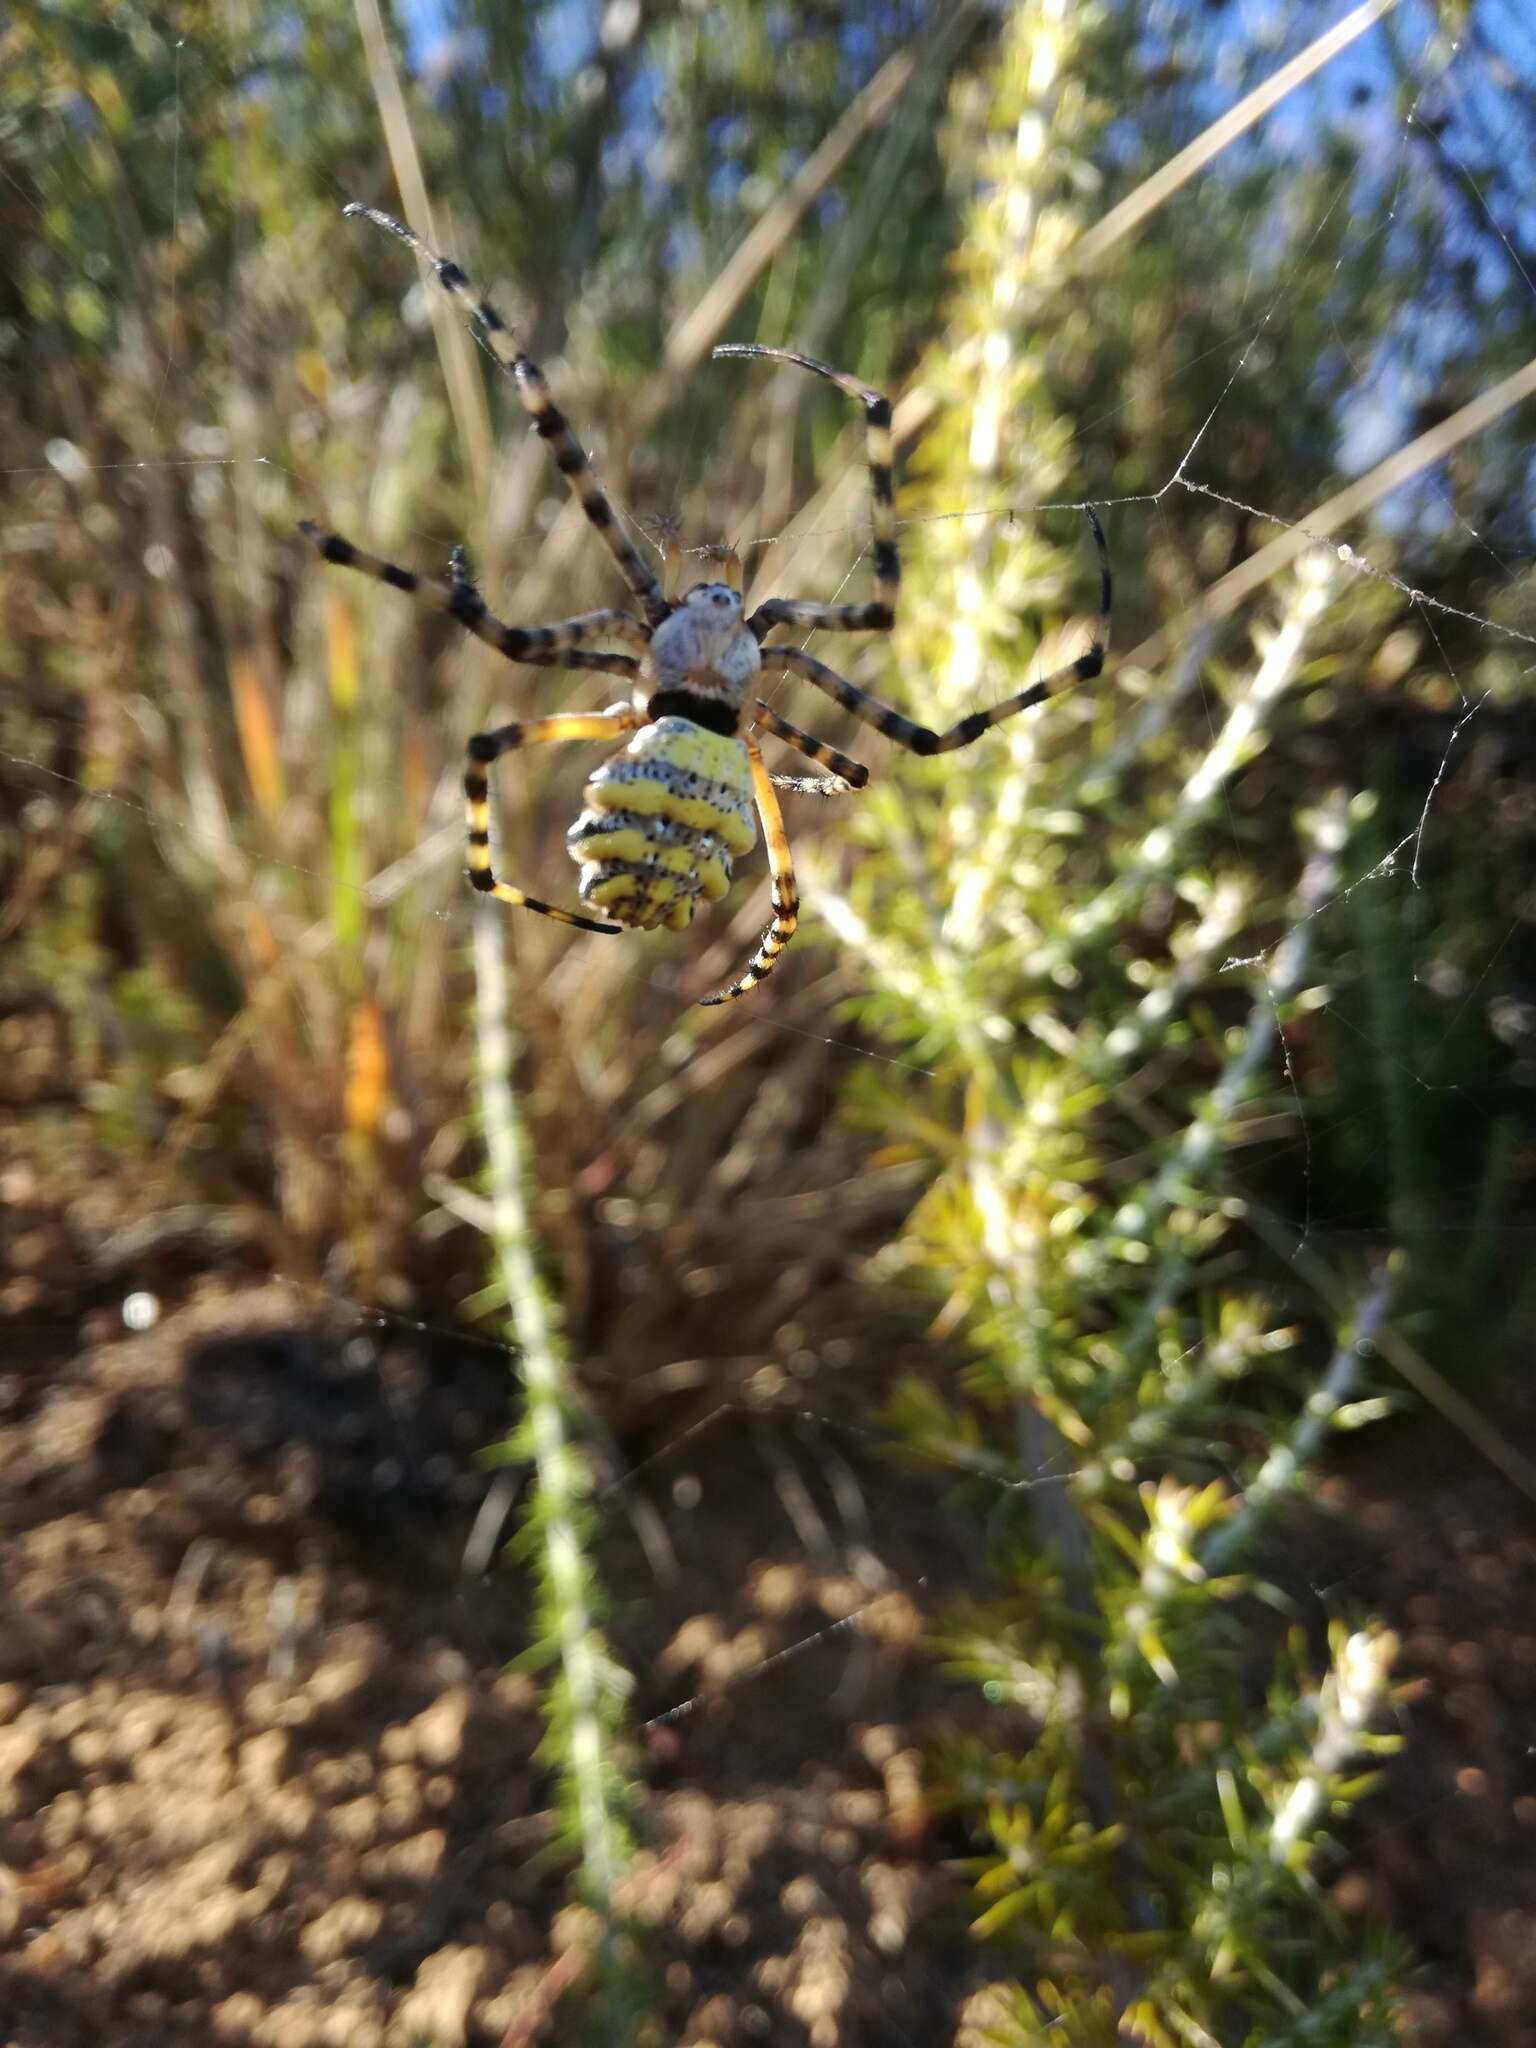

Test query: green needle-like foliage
[471,898,640,2036]
[813,3,1415,2035]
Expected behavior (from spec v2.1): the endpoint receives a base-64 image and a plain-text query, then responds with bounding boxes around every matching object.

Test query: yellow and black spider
[300,203,1111,1006]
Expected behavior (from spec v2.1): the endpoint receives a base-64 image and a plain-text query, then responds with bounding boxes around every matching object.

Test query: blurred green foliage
[3,0,1535,2035]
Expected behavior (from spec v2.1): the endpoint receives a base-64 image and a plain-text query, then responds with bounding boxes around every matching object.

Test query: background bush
[3,0,1533,2037]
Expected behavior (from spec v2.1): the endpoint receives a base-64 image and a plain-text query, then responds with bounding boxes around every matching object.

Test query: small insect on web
[299,203,1114,1006]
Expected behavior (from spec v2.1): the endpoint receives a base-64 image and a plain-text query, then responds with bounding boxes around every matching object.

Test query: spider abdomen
[567,717,756,933]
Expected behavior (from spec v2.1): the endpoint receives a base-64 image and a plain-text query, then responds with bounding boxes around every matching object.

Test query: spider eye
[713,590,732,608]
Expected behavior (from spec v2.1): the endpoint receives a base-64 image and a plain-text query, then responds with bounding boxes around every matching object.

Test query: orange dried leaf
[345,997,389,1137]
[229,653,285,821]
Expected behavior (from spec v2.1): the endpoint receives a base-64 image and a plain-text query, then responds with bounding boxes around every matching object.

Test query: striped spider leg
[297,521,649,668]
[699,730,799,1006]
[752,701,869,796]
[296,522,649,928]
[465,708,645,931]
[713,343,900,639]
[682,710,866,1001]
[709,500,1107,996]
[716,343,1111,755]
[342,203,669,629]
[763,504,1108,757]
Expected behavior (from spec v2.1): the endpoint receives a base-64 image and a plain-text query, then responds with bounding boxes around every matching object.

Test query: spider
[300,203,1112,1006]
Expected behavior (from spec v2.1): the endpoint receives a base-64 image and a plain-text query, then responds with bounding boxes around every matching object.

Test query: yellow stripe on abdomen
[585,720,755,850]
[567,718,755,931]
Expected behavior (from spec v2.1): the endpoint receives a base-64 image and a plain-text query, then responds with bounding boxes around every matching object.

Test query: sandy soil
[3,1274,1533,2044]
[1,1281,1006,2046]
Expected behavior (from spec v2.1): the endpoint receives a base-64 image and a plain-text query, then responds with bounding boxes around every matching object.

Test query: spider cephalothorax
[644,576,761,724]
[301,203,1112,1005]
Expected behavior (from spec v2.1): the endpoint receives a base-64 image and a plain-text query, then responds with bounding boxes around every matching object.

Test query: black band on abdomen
[645,690,740,738]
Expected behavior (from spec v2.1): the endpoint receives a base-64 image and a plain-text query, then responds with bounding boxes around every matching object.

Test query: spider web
[2,0,1534,2002]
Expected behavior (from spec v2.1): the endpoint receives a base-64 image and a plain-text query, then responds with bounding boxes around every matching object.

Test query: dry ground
[3,1268,1534,2045]
[1,1279,1005,2046]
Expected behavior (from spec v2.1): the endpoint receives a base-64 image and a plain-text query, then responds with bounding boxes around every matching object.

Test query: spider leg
[344,203,670,629]
[764,509,1111,754]
[466,708,645,931]
[752,701,868,793]
[698,731,799,1006]
[299,521,646,674]
[714,343,898,639]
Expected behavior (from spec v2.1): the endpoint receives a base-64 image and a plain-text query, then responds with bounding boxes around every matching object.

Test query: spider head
[681,580,744,621]
[666,578,752,678]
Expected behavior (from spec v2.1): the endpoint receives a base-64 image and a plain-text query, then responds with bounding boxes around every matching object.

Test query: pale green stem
[472,897,627,1912]
[1095,876,1248,1074]
[1114,792,1347,1365]
[943,0,1072,953]
[1204,1269,1394,1572]
[1053,556,1340,973]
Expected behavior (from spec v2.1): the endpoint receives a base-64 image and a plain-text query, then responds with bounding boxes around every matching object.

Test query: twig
[352,0,494,504]
[1069,0,1403,275]
[1129,351,1536,669]
[628,44,923,442]
[1246,1204,1536,1507]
